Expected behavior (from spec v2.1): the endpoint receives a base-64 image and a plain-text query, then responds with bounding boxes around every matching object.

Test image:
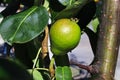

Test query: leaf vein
[10,6,38,42]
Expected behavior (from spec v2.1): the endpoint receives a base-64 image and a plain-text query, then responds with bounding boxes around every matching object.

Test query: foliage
[0,6,49,45]
[1,0,118,80]
[55,66,72,80]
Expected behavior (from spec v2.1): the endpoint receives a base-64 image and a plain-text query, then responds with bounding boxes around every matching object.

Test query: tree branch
[91,0,120,80]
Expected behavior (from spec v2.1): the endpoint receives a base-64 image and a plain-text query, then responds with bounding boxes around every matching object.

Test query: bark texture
[91,0,120,80]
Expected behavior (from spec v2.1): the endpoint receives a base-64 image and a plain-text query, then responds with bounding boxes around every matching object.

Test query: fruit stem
[70,18,79,23]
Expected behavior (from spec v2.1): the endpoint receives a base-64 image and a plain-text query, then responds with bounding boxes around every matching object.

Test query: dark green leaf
[28,69,43,80]
[0,6,49,45]
[40,70,51,80]
[55,66,72,80]
[52,0,90,20]
[0,58,33,80]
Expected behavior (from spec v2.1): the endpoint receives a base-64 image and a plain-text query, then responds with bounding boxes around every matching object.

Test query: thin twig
[32,48,41,71]
[35,68,49,71]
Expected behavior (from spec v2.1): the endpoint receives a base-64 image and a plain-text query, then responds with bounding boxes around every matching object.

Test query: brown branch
[70,60,99,74]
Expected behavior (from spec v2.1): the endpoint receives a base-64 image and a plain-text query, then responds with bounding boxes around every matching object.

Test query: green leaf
[0,6,49,45]
[0,67,10,79]
[52,0,90,20]
[58,0,70,6]
[58,0,75,6]
[43,0,49,10]
[28,69,43,80]
[91,18,99,32]
[41,70,51,80]
[55,66,72,80]
[0,58,33,80]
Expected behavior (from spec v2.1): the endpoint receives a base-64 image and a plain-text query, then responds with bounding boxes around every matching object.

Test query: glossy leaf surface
[55,66,72,80]
[28,69,43,80]
[0,6,49,45]
[58,0,75,6]
[52,0,89,20]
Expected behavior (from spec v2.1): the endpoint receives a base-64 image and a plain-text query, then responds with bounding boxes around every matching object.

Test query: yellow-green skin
[50,19,81,55]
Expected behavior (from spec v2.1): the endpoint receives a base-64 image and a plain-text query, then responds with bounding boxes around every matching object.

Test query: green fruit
[50,19,81,55]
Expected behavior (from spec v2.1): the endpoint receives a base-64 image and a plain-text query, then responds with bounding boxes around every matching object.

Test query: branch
[92,0,120,79]
[70,60,99,74]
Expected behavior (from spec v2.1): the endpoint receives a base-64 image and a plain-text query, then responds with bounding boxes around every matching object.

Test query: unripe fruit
[50,19,81,55]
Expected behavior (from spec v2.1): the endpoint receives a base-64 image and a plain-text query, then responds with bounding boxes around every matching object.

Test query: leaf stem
[69,0,73,5]
[32,48,41,70]
[35,68,49,71]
